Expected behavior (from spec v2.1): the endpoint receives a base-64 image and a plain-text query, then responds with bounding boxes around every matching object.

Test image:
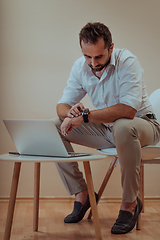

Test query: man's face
[81,38,114,72]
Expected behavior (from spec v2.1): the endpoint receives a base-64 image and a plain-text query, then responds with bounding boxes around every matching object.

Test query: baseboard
[0,196,160,203]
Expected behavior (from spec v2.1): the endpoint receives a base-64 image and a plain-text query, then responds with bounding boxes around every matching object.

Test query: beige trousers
[53,116,160,203]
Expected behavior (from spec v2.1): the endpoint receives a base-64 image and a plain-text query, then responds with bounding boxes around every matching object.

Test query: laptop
[3,119,90,158]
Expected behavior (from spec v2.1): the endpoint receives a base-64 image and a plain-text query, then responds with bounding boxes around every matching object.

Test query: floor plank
[0,199,160,240]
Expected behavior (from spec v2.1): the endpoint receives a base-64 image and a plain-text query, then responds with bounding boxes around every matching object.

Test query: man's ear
[109,43,114,53]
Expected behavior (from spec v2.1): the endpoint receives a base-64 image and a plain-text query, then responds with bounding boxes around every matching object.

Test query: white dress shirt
[58,48,153,119]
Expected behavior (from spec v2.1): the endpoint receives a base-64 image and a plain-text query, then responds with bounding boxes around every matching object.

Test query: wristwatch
[81,109,90,123]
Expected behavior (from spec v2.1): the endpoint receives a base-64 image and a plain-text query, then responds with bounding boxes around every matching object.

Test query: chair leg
[141,163,144,213]
[88,156,118,219]
[136,160,144,230]
[4,162,21,240]
[33,162,41,231]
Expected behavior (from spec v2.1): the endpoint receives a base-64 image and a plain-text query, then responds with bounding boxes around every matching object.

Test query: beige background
[0,0,160,199]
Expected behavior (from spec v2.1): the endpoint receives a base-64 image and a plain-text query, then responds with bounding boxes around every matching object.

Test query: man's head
[79,22,114,72]
[79,22,112,49]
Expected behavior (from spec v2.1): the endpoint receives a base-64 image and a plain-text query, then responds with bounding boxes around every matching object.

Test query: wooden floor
[0,199,160,240]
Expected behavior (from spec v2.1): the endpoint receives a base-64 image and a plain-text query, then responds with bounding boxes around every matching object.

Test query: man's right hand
[67,103,85,118]
[61,116,83,136]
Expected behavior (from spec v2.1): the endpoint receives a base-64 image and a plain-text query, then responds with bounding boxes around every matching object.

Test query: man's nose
[91,58,97,67]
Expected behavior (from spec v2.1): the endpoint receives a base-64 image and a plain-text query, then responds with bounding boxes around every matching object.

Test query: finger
[69,108,79,117]
[77,103,85,111]
[60,123,68,136]
[60,125,66,136]
[68,112,74,118]
[65,125,72,135]
[73,104,85,115]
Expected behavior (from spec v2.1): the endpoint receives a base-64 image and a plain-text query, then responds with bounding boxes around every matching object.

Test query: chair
[88,89,160,229]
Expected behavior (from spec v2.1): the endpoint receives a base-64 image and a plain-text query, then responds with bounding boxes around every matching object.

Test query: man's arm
[56,103,72,120]
[60,103,137,136]
[88,103,137,123]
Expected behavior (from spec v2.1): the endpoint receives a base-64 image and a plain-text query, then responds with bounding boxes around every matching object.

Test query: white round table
[0,153,106,240]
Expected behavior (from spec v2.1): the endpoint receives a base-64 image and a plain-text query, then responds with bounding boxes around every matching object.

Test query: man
[55,22,160,234]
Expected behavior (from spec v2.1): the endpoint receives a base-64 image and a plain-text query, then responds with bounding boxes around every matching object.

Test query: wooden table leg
[4,162,21,240]
[33,162,41,231]
[88,156,118,219]
[83,161,102,240]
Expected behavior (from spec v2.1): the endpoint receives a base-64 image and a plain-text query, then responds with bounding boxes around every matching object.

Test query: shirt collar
[110,48,116,66]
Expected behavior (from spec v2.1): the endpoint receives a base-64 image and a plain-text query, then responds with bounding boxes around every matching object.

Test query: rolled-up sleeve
[58,61,86,106]
[118,55,144,111]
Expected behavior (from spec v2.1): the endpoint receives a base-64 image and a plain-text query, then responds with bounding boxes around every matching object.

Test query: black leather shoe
[111,197,143,234]
[64,192,98,223]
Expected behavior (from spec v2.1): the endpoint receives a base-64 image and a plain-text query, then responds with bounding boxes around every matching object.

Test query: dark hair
[79,22,112,49]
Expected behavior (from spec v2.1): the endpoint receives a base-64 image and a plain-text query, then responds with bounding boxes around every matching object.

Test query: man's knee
[113,118,138,144]
[51,118,62,128]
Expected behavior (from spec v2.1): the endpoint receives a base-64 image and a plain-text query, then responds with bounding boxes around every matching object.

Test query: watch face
[84,109,89,114]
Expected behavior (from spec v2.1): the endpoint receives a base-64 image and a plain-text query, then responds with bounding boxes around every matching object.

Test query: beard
[89,57,111,72]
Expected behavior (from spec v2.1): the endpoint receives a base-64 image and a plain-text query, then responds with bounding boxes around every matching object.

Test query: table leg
[4,162,21,240]
[33,162,41,231]
[83,161,102,240]
[88,156,118,219]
